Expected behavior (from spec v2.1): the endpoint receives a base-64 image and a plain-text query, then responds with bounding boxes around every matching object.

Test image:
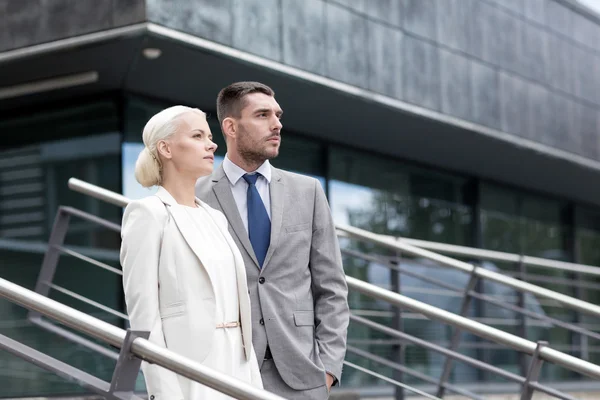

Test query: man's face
[235,92,283,164]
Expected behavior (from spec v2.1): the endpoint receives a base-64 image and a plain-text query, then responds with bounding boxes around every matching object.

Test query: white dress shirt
[222,155,272,233]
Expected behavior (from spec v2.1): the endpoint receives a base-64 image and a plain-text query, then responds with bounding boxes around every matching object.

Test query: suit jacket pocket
[285,222,311,233]
[294,310,315,326]
[160,302,185,319]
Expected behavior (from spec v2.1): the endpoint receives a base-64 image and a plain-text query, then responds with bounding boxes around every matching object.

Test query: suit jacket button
[259,318,264,325]
[150,396,155,400]
[259,277,265,284]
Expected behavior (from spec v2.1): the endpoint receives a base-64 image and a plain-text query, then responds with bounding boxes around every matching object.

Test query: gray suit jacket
[196,164,349,390]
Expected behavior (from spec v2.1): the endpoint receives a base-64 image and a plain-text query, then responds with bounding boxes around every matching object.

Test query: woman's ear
[156,140,172,160]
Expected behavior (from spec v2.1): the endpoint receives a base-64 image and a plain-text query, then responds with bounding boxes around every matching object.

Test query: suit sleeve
[309,180,350,383]
[120,201,184,399]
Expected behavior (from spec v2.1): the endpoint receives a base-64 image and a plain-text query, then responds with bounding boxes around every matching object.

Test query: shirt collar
[223,154,272,185]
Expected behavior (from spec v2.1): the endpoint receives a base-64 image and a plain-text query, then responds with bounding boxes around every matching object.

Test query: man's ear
[156,140,172,160]
[222,117,236,141]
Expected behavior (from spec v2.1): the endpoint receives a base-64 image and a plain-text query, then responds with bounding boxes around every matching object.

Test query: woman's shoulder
[123,195,168,223]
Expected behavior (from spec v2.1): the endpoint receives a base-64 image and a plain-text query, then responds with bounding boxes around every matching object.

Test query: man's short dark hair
[216,81,275,124]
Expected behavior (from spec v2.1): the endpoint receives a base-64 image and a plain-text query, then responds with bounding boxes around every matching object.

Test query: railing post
[516,256,529,377]
[520,341,547,400]
[391,251,404,400]
[436,269,479,398]
[109,329,151,399]
[29,207,71,320]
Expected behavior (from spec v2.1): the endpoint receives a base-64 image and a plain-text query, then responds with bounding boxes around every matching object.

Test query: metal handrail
[69,178,129,208]
[0,277,285,400]
[342,246,600,341]
[68,178,600,312]
[32,202,597,398]
[337,224,600,320]
[67,179,600,384]
[346,275,600,380]
[67,175,600,326]
[64,178,442,398]
[361,232,600,278]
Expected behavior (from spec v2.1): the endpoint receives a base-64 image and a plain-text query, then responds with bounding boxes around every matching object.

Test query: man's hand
[326,373,335,391]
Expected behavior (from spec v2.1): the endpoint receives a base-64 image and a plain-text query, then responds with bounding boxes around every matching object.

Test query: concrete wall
[0,0,145,51]
[2,0,599,162]
[145,0,600,161]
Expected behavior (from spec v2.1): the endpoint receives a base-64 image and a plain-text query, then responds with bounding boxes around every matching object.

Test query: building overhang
[1,23,599,207]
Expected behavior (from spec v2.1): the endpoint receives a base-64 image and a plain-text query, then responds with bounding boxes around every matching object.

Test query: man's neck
[227,153,265,173]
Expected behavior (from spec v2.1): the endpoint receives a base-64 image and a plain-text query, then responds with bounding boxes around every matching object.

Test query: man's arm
[309,179,350,384]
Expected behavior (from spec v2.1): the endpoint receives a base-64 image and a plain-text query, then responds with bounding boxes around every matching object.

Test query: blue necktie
[243,173,271,267]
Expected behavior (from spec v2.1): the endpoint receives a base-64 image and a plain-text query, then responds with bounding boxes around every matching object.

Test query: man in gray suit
[196,81,349,399]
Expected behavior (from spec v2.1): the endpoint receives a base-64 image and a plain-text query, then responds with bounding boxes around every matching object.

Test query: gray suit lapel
[262,169,284,271]
[211,166,261,269]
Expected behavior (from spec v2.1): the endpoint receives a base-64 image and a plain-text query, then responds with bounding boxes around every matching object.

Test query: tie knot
[243,173,261,186]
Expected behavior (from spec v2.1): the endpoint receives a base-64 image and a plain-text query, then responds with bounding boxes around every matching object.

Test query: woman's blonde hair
[134,105,206,187]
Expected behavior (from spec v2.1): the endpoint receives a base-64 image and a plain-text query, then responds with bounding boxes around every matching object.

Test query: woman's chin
[196,167,213,178]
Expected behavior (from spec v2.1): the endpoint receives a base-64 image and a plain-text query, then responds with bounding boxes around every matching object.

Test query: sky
[577,0,600,13]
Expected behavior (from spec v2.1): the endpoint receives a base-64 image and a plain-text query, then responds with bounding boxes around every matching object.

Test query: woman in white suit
[120,106,262,399]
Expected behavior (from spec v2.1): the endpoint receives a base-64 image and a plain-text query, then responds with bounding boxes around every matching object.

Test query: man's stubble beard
[238,133,280,166]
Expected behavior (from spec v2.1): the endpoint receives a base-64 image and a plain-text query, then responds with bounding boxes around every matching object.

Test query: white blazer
[120,187,254,399]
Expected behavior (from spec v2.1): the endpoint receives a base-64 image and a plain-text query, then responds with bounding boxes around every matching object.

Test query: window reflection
[480,183,576,381]
[576,207,600,365]
[0,101,123,397]
[328,146,478,384]
[122,142,225,200]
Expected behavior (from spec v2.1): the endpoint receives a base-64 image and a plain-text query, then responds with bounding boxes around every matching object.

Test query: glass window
[123,96,225,199]
[123,96,226,152]
[480,183,577,381]
[0,101,123,397]
[480,183,571,260]
[271,132,326,187]
[328,146,476,385]
[0,100,119,150]
[576,207,600,365]
[329,147,473,244]
[123,96,326,198]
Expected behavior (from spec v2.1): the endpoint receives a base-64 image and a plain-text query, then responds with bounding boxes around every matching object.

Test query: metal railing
[346,276,600,400]
[62,177,600,399]
[336,224,600,396]
[60,179,440,398]
[69,176,600,316]
[397,236,600,278]
[337,224,600,320]
[22,205,446,399]
[0,276,286,400]
[338,242,600,349]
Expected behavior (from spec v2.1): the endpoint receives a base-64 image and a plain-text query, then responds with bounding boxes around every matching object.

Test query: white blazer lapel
[154,187,217,292]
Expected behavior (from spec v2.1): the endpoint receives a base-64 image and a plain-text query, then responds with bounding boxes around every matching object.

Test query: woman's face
[163,112,217,179]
